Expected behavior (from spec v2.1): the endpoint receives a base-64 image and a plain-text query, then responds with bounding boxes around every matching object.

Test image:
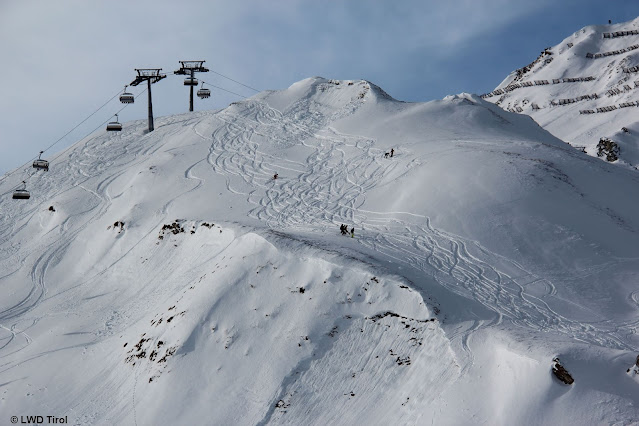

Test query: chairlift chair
[197,83,210,99]
[32,151,49,171]
[12,181,30,200]
[119,86,134,104]
[106,114,122,132]
[184,77,199,86]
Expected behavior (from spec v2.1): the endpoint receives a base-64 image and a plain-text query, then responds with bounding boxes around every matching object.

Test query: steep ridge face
[482,17,639,168]
[1,77,639,424]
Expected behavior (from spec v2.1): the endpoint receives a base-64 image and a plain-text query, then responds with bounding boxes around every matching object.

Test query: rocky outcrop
[552,357,574,385]
[597,138,620,162]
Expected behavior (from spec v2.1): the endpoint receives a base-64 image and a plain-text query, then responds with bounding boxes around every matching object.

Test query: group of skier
[273,147,397,241]
[340,224,354,238]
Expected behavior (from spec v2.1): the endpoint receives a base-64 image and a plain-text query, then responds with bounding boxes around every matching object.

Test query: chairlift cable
[166,68,259,94]
[91,89,148,135]
[10,176,31,191]
[200,81,247,99]
[4,70,255,190]
[0,87,129,187]
[41,88,124,155]
[46,88,148,166]
[207,69,260,92]
[3,88,148,199]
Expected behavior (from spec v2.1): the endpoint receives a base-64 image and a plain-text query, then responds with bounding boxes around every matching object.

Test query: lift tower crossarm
[174,60,209,112]
[129,69,166,132]
[129,68,167,86]
[173,61,209,74]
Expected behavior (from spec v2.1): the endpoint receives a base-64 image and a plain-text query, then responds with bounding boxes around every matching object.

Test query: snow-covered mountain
[483,17,639,169]
[2,77,639,425]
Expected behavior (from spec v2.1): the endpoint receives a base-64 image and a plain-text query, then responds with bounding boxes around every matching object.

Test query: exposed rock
[552,357,574,385]
[596,137,620,162]
[110,221,125,233]
[159,220,185,239]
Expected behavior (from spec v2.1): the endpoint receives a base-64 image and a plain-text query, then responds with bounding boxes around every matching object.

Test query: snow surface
[483,17,639,169]
[2,76,639,424]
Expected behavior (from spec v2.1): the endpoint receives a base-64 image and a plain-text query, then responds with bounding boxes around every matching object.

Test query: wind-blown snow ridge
[1,76,639,424]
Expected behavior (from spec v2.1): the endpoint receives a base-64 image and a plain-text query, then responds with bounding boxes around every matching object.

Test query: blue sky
[1,0,638,176]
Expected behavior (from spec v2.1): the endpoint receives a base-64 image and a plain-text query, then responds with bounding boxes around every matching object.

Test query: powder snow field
[1,76,639,425]
[483,17,639,169]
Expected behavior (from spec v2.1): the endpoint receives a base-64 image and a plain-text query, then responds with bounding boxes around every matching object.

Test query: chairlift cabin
[119,86,134,104]
[197,82,211,99]
[32,151,49,171]
[107,122,122,131]
[13,189,30,200]
[12,181,30,200]
[106,114,122,132]
[184,77,199,86]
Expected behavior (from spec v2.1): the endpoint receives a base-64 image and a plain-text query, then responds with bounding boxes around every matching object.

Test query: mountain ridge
[2,76,639,424]
[482,16,639,169]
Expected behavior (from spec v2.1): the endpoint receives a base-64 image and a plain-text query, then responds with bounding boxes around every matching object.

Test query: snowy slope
[483,17,639,168]
[1,77,639,425]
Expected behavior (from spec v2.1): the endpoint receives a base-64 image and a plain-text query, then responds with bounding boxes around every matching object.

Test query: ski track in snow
[1,82,637,409]
[188,97,636,354]
[0,116,196,364]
